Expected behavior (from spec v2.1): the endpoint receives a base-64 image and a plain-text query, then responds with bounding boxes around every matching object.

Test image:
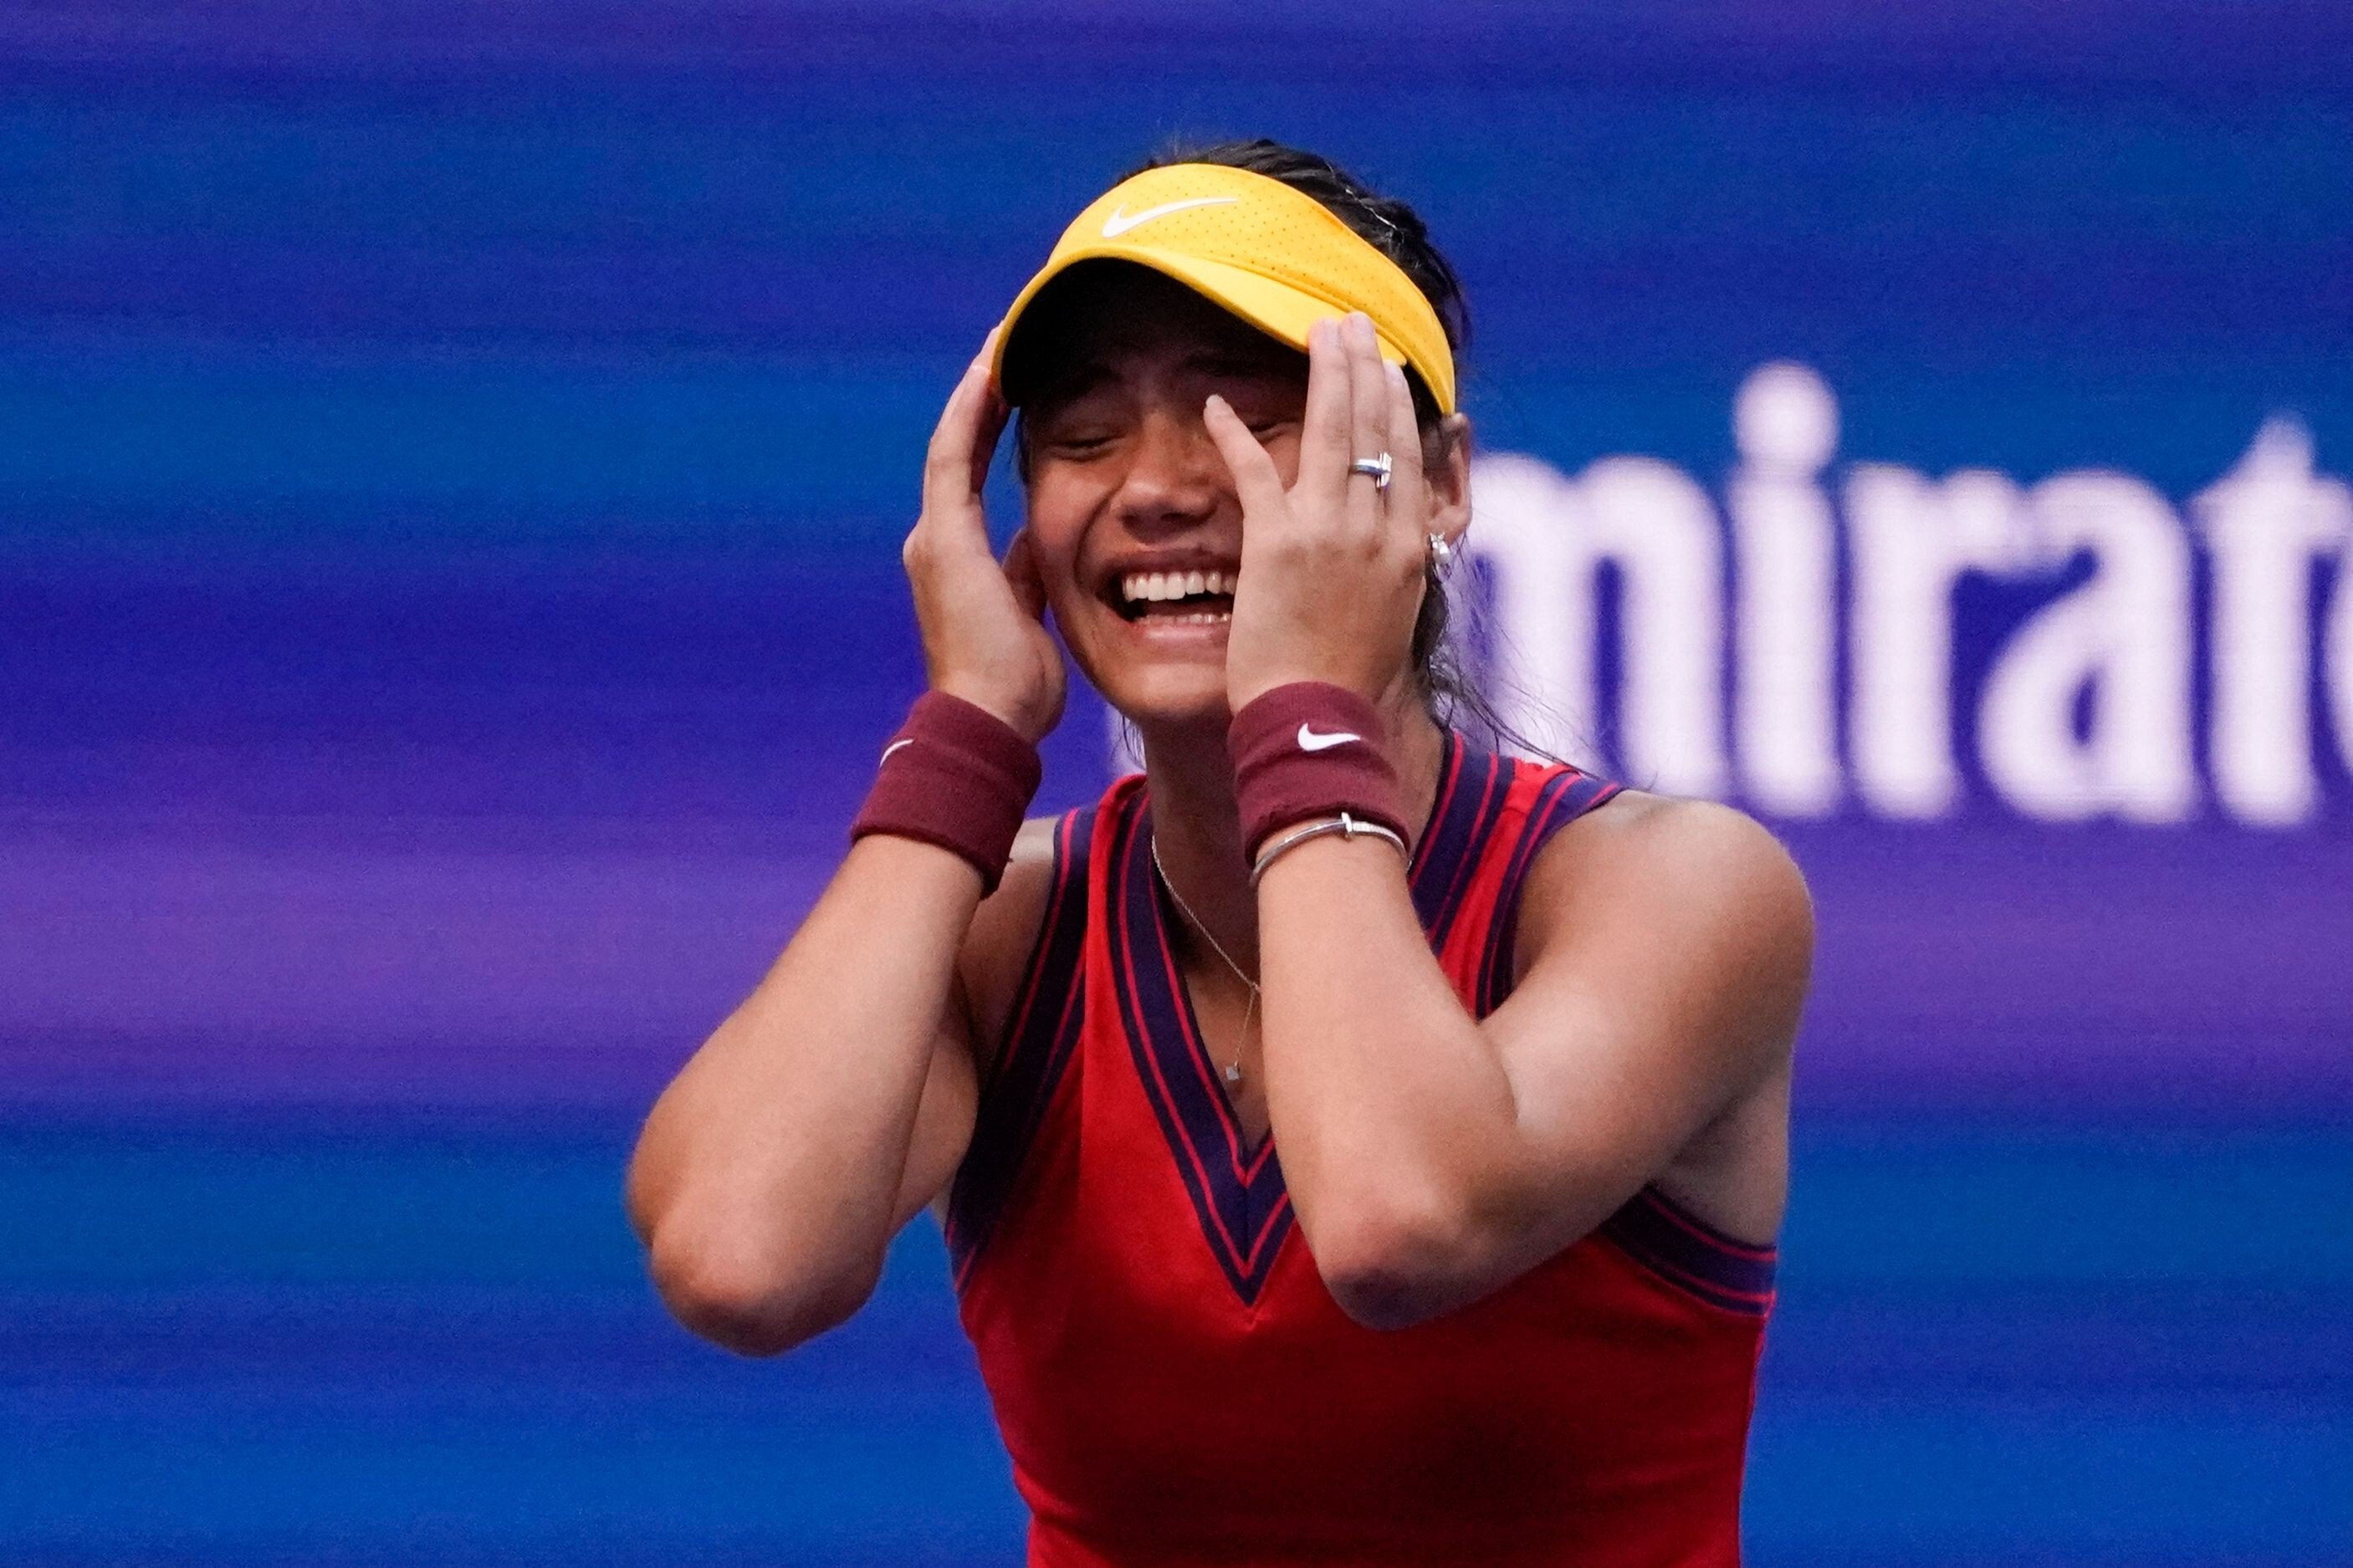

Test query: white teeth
[1117,568,1240,605]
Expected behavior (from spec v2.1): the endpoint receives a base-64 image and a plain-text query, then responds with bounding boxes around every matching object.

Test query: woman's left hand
[1205,310,1431,712]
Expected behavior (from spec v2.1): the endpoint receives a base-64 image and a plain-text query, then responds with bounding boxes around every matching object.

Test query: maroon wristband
[1228,682,1410,861]
[850,692,1041,894]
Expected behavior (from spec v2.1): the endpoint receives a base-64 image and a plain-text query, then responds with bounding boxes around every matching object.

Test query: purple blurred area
[8,542,2345,1120]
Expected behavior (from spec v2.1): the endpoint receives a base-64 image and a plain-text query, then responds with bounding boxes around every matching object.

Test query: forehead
[1001,260,1304,408]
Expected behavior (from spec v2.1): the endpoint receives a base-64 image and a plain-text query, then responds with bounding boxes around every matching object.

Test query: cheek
[1020,478,1095,602]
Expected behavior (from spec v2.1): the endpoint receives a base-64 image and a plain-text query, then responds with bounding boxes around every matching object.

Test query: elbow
[1304,1193,1479,1333]
[1320,1261,1449,1333]
[644,1225,882,1358]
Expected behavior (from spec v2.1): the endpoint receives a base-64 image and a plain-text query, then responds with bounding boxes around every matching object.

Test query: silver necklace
[1149,834,1257,1085]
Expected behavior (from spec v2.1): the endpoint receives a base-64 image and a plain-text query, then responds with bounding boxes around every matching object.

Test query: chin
[1066,590,1238,735]
[1057,551,1253,738]
[1089,655,1234,737]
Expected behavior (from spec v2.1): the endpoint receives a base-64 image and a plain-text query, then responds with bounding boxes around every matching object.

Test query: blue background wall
[4,5,2350,1562]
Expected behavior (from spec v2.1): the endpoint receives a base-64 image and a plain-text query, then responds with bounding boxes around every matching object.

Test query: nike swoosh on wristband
[1297,723,1361,753]
[1101,196,1240,237]
[879,738,915,767]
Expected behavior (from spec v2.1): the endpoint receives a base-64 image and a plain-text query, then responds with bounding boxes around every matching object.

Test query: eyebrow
[1183,347,1303,381]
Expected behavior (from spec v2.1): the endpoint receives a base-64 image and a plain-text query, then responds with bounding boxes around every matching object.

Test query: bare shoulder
[954,815,1068,1072]
[1532,790,1809,925]
[1501,794,1808,1241]
[1517,791,1814,1044]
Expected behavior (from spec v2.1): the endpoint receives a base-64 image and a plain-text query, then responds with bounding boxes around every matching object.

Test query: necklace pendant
[1223,1060,1244,1085]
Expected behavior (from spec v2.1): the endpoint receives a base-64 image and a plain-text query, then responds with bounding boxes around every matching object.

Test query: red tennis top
[945,734,1776,1568]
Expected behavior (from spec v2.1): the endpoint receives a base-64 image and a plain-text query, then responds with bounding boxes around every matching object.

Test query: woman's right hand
[899,331,1067,744]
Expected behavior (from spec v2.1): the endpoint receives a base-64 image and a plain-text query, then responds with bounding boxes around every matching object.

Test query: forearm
[1254,799,1811,1331]
[627,833,981,1343]
[629,320,1061,1353]
[1261,841,1552,1316]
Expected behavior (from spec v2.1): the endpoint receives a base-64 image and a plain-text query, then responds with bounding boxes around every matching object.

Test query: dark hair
[1131,138,1537,753]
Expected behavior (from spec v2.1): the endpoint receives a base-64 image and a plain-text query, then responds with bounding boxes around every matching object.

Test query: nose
[1109,402,1227,535]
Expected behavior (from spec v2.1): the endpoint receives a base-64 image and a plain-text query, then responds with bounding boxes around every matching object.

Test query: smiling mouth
[1111,567,1238,624]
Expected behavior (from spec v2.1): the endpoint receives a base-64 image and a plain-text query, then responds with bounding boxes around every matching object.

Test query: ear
[1422,412,1474,544]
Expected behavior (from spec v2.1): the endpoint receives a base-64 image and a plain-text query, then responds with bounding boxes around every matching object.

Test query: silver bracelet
[1248,811,1409,889]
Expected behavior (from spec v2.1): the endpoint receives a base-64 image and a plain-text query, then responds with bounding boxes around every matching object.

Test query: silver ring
[1348,452,1393,492]
[1426,532,1455,574]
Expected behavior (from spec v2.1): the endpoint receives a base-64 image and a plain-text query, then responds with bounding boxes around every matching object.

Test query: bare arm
[626,332,1066,1356]
[1205,314,1810,1330]
[624,835,987,1355]
[1255,796,1811,1329]
[625,821,1056,1356]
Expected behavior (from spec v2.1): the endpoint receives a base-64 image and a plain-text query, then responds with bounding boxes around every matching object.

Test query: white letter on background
[1466,453,1592,762]
[1846,464,2028,818]
[1979,472,2197,823]
[2193,417,2353,826]
[1729,362,1842,817]
[1469,453,1727,794]
[1573,457,1729,796]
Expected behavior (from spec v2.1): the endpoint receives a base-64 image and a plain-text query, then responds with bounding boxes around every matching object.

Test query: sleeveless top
[945,734,1776,1568]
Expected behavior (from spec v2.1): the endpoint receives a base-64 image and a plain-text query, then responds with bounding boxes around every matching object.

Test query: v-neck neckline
[1110,733,1512,1304]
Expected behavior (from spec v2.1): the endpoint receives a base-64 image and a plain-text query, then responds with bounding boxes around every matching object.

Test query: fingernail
[1205,393,1229,415]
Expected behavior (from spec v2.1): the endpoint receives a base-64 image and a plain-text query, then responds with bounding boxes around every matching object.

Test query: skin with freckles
[1006,268,1470,733]
[624,258,1808,1353]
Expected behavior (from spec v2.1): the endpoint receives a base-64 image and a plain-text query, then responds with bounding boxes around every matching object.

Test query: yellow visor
[992,162,1456,415]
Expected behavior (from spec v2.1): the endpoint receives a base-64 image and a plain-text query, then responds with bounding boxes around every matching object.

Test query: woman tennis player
[627,140,1812,1566]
